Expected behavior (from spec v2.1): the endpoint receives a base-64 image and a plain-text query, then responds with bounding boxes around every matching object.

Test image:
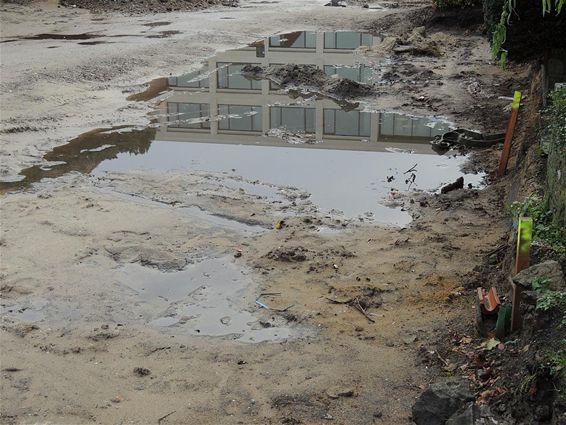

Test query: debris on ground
[241,64,373,100]
[441,177,464,194]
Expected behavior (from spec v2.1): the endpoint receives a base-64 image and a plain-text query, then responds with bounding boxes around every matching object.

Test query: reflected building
[157,31,450,152]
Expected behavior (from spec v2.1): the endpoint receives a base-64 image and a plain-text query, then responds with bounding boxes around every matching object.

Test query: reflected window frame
[218,104,263,133]
[268,31,317,49]
[323,32,373,50]
[323,109,371,138]
[168,69,210,89]
[378,113,449,139]
[217,62,261,91]
[167,102,211,130]
[270,106,316,134]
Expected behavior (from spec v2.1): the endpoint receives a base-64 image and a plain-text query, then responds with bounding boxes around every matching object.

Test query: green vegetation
[541,87,566,239]
[543,0,564,15]
[491,0,563,65]
[541,87,566,155]
[510,196,566,255]
[546,340,566,400]
[532,278,566,326]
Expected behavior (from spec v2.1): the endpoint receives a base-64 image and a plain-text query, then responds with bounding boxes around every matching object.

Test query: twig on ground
[157,411,176,424]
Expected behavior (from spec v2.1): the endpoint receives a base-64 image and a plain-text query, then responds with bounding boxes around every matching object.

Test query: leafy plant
[532,278,566,326]
[545,340,566,399]
[543,0,564,14]
[540,87,566,154]
[510,195,566,254]
[491,0,563,65]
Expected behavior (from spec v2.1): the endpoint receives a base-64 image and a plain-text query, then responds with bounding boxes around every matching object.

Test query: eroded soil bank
[0,1,532,424]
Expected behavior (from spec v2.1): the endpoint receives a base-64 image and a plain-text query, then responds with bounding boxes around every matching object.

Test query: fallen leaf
[485,338,500,351]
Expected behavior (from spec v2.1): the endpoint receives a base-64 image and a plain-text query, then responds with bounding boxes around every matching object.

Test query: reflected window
[324,32,373,49]
[269,31,316,49]
[169,69,209,89]
[379,113,450,138]
[218,105,262,132]
[324,109,371,137]
[167,103,210,129]
[270,107,315,133]
[217,63,261,90]
[324,65,373,83]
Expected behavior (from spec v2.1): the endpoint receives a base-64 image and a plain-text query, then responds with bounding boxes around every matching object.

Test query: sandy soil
[0,0,528,424]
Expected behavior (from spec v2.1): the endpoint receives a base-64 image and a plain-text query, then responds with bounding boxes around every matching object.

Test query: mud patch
[20,33,100,41]
[141,21,172,27]
[116,258,304,342]
[0,126,154,192]
[127,77,169,102]
[145,30,183,39]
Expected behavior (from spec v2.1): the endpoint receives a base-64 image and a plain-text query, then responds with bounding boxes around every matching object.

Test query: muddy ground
[0,0,530,424]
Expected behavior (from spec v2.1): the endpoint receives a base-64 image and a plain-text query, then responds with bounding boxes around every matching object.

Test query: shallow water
[92,30,484,225]
[96,139,481,225]
[116,258,299,342]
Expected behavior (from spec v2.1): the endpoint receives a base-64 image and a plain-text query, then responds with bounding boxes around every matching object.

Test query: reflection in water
[2,30,474,225]
[162,30,450,145]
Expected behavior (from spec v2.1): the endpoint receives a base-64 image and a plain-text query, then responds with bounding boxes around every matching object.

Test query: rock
[133,367,151,377]
[446,404,475,425]
[411,378,474,425]
[402,334,417,344]
[326,386,355,399]
[441,177,464,194]
[513,260,564,290]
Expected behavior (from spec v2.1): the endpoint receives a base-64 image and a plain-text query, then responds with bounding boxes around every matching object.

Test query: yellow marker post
[498,91,522,177]
[515,216,533,274]
[511,216,533,332]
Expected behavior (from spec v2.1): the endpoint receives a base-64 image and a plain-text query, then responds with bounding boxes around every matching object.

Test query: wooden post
[515,217,533,274]
[498,91,522,177]
[511,217,533,332]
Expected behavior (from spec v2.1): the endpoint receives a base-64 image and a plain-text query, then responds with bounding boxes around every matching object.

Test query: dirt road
[1,1,525,424]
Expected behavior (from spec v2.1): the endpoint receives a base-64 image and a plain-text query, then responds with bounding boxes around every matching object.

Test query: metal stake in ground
[498,91,522,177]
[511,217,533,332]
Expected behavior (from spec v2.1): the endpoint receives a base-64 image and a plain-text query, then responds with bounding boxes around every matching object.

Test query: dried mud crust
[59,0,229,14]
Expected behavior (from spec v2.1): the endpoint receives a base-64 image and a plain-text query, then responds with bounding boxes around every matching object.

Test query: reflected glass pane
[324,32,336,49]
[393,115,412,136]
[359,112,371,137]
[336,32,361,49]
[335,110,358,135]
[324,109,335,134]
[306,109,316,133]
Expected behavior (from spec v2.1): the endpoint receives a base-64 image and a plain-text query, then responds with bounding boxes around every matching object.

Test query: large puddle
[2,30,485,226]
[1,31,488,342]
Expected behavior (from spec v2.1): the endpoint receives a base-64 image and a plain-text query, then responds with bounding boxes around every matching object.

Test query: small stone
[326,386,355,399]
[133,367,151,377]
[111,395,124,403]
